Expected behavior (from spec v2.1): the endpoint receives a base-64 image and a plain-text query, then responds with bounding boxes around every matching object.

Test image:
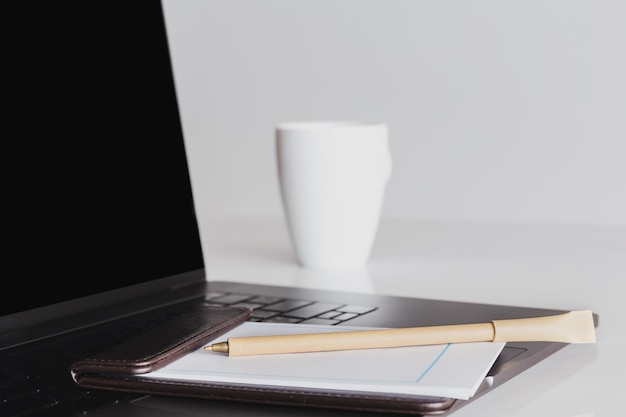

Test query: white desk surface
[200,217,625,417]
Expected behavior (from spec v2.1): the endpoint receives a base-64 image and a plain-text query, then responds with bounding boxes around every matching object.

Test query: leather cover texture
[71,306,251,377]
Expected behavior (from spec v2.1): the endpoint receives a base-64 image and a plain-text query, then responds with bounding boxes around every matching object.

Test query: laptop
[2,1,579,416]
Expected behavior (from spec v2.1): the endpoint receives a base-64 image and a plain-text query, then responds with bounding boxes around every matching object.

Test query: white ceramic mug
[276,121,392,268]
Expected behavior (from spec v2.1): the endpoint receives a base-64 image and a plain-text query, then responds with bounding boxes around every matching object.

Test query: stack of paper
[145,322,504,400]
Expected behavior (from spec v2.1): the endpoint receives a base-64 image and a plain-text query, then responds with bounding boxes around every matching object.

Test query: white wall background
[162,0,625,225]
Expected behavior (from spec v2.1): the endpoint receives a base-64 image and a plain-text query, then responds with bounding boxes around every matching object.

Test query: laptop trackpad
[487,346,527,377]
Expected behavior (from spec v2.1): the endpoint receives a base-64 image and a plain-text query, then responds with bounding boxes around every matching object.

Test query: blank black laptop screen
[5,2,204,319]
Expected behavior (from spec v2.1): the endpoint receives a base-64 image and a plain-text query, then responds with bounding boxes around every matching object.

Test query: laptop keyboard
[205,291,377,325]
[1,291,376,417]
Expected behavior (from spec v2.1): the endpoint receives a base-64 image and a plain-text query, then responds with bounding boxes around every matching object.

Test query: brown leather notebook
[70,305,457,415]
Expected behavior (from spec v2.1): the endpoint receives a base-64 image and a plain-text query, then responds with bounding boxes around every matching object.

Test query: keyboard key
[332,312,359,321]
[317,311,341,319]
[263,300,312,312]
[250,309,279,319]
[337,305,377,314]
[231,302,264,311]
[283,302,344,319]
[248,295,283,305]
[300,318,340,325]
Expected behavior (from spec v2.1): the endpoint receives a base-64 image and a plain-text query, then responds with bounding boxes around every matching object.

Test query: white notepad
[144,322,505,400]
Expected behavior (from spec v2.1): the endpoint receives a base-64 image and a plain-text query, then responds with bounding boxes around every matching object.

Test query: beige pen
[205,310,596,356]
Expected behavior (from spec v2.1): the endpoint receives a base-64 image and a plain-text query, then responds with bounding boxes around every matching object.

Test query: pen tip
[204,342,229,354]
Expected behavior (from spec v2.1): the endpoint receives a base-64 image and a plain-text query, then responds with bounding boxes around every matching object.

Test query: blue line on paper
[415,343,451,383]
